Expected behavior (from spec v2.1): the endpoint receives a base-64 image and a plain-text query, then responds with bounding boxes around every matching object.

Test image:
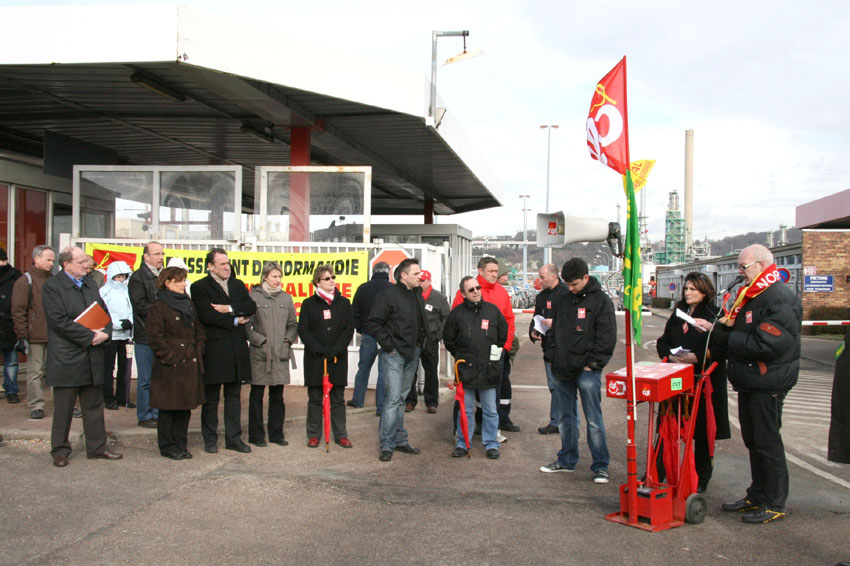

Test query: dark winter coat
[422,287,450,342]
[352,271,393,333]
[191,274,257,385]
[551,276,617,380]
[147,300,206,411]
[828,328,850,463]
[42,272,112,387]
[0,264,22,350]
[246,287,298,386]
[529,282,568,361]
[11,265,52,344]
[364,282,427,361]
[712,280,801,393]
[128,262,159,345]
[656,301,731,441]
[298,292,354,387]
[443,299,507,390]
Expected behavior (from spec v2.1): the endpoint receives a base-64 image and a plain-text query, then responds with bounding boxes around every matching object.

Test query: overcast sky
[12,0,849,242]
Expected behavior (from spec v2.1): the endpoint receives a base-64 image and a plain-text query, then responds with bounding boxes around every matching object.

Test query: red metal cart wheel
[684,493,707,524]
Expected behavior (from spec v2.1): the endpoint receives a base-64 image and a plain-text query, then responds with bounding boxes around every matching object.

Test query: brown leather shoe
[53,455,69,467]
[88,450,123,461]
[405,402,415,412]
[426,406,437,414]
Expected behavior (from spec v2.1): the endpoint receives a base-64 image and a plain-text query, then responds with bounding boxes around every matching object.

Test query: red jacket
[452,275,515,351]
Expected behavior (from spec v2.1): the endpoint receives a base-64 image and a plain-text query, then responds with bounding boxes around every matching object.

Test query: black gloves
[120,319,133,330]
[14,338,28,354]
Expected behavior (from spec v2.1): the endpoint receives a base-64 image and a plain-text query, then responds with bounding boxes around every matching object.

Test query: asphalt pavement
[0,312,847,566]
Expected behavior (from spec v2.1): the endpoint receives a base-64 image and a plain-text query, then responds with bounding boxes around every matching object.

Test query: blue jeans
[351,334,386,413]
[1,348,18,396]
[134,343,159,422]
[553,369,609,472]
[545,361,579,430]
[459,386,499,450]
[378,348,420,452]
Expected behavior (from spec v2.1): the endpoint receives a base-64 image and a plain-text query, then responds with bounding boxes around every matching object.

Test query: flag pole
[620,55,639,524]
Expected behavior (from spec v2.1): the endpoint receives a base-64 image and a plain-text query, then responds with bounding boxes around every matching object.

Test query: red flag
[586,56,629,175]
[91,248,138,271]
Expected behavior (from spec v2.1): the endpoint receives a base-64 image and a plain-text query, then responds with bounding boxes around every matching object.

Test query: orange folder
[74,302,110,331]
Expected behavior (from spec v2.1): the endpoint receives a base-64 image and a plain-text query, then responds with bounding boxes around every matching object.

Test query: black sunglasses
[321,275,336,281]
[465,285,482,292]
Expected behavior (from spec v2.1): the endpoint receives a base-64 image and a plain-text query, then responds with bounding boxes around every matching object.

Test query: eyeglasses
[321,275,336,281]
[738,261,757,271]
[465,285,482,292]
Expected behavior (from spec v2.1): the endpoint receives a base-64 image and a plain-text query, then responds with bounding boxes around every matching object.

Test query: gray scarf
[210,272,229,296]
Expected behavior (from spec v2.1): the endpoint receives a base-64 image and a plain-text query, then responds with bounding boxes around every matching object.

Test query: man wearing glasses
[443,276,507,459]
[365,258,428,462]
[712,244,801,524]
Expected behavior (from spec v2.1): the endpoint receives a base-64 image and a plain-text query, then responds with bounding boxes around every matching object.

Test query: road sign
[804,275,833,293]
[669,282,677,291]
[777,267,791,283]
[371,249,411,283]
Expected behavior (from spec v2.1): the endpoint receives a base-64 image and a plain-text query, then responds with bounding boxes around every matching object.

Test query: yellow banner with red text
[84,243,368,315]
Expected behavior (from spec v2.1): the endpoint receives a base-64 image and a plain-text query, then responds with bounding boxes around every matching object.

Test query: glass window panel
[160,171,236,240]
[263,171,365,243]
[80,171,153,239]
[15,188,47,269]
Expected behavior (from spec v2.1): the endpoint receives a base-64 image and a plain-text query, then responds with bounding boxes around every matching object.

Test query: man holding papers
[42,246,121,467]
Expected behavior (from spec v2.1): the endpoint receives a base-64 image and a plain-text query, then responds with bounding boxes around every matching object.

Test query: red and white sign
[481,319,490,330]
[745,311,753,324]
[547,221,558,236]
[371,249,411,284]
[323,310,331,320]
[578,308,586,319]
[586,57,629,175]
[546,301,552,309]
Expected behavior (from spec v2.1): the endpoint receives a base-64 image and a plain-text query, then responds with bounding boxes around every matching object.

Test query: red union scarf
[586,57,629,175]
[315,287,335,306]
[724,264,781,326]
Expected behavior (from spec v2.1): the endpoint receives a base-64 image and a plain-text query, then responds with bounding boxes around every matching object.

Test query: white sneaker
[594,470,610,484]
[497,432,507,443]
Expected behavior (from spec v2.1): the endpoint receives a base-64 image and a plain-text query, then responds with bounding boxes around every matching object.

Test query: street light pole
[540,125,559,265]
[430,31,482,127]
[520,194,531,289]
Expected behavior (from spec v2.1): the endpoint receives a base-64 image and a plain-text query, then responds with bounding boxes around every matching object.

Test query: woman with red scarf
[297,264,355,448]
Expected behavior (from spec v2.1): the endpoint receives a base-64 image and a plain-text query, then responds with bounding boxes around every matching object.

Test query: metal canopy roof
[0,4,501,216]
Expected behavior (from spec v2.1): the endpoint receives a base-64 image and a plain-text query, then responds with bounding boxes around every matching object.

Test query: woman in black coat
[297,264,355,448]
[656,272,730,492]
[148,266,206,460]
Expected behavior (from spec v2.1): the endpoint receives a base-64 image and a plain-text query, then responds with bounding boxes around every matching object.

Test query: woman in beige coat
[246,262,298,446]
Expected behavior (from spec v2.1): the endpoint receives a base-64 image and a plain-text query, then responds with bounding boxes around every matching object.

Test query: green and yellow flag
[622,170,642,345]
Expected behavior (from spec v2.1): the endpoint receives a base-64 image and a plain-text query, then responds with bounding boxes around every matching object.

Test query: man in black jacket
[348,261,393,412]
[406,269,450,413]
[192,248,257,454]
[529,263,570,435]
[540,258,615,484]
[128,241,164,428]
[713,244,801,524]
[0,248,22,405]
[443,276,507,459]
[365,258,427,462]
